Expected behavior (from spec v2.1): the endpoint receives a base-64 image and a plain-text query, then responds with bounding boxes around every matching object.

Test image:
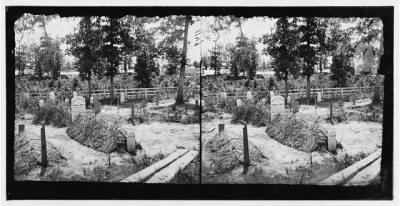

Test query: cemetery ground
[201,78,383,185]
[14,85,200,183]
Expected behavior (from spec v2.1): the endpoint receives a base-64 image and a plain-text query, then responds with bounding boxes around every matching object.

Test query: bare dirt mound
[14,133,64,178]
[205,133,265,174]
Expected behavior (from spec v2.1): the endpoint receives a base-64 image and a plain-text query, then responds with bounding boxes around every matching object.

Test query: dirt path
[121,122,200,157]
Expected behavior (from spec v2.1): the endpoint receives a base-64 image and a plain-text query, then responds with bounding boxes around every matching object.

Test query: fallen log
[121,149,188,183]
[318,149,381,185]
[146,150,198,183]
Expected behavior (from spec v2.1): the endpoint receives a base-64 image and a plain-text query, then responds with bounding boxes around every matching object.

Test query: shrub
[66,115,126,153]
[266,114,327,153]
[232,102,268,126]
[32,101,70,127]
[16,97,39,114]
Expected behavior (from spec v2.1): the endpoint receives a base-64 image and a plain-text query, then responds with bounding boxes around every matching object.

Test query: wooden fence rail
[21,87,200,100]
[203,86,383,99]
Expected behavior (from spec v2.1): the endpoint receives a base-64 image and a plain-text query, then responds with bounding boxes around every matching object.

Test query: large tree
[35,35,63,80]
[328,19,356,87]
[235,36,258,80]
[354,18,384,105]
[66,17,102,99]
[264,17,300,104]
[100,17,133,99]
[157,15,192,105]
[297,17,323,104]
[175,15,192,105]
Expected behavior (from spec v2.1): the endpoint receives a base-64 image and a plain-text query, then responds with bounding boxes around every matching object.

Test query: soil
[202,101,382,184]
[14,98,200,182]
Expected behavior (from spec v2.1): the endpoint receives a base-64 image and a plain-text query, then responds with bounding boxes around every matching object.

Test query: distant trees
[263,17,300,104]
[14,14,55,76]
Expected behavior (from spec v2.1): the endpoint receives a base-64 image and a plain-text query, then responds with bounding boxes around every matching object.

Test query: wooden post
[329,102,333,124]
[242,124,250,174]
[18,124,25,135]
[315,96,317,110]
[40,122,48,167]
[328,130,337,153]
[340,88,343,99]
[131,103,135,123]
[156,93,159,106]
[218,124,224,136]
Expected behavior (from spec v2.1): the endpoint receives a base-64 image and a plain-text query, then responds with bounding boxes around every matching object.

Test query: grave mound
[66,115,126,153]
[14,133,64,177]
[205,133,264,174]
[266,114,330,153]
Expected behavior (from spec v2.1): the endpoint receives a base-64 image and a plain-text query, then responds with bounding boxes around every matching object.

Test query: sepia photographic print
[3,3,397,202]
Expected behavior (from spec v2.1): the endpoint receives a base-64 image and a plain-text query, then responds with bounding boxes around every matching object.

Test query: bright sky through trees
[17,15,276,63]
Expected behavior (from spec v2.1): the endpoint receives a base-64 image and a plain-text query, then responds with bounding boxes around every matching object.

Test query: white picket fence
[21,86,200,100]
[203,86,383,99]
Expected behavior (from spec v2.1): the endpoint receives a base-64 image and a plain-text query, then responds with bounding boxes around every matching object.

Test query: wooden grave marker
[71,96,86,121]
[49,91,56,103]
[271,95,285,118]
[292,100,299,114]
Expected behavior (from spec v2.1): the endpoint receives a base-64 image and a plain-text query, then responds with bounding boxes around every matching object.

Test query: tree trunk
[306,75,311,104]
[88,73,92,101]
[124,56,128,74]
[110,75,114,100]
[284,78,288,105]
[372,74,381,104]
[175,15,190,105]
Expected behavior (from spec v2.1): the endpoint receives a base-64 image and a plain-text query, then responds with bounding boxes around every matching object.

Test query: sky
[16,15,276,64]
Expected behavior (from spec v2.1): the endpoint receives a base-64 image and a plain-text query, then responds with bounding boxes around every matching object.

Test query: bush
[33,101,71,127]
[66,115,126,153]
[232,102,268,126]
[16,97,39,114]
[266,114,327,153]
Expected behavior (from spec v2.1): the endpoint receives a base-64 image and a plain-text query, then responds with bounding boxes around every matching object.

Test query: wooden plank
[344,157,381,186]
[146,150,198,183]
[318,149,381,185]
[121,149,188,183]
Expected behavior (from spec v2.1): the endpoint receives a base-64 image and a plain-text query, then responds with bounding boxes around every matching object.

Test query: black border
[6,6,394,200]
